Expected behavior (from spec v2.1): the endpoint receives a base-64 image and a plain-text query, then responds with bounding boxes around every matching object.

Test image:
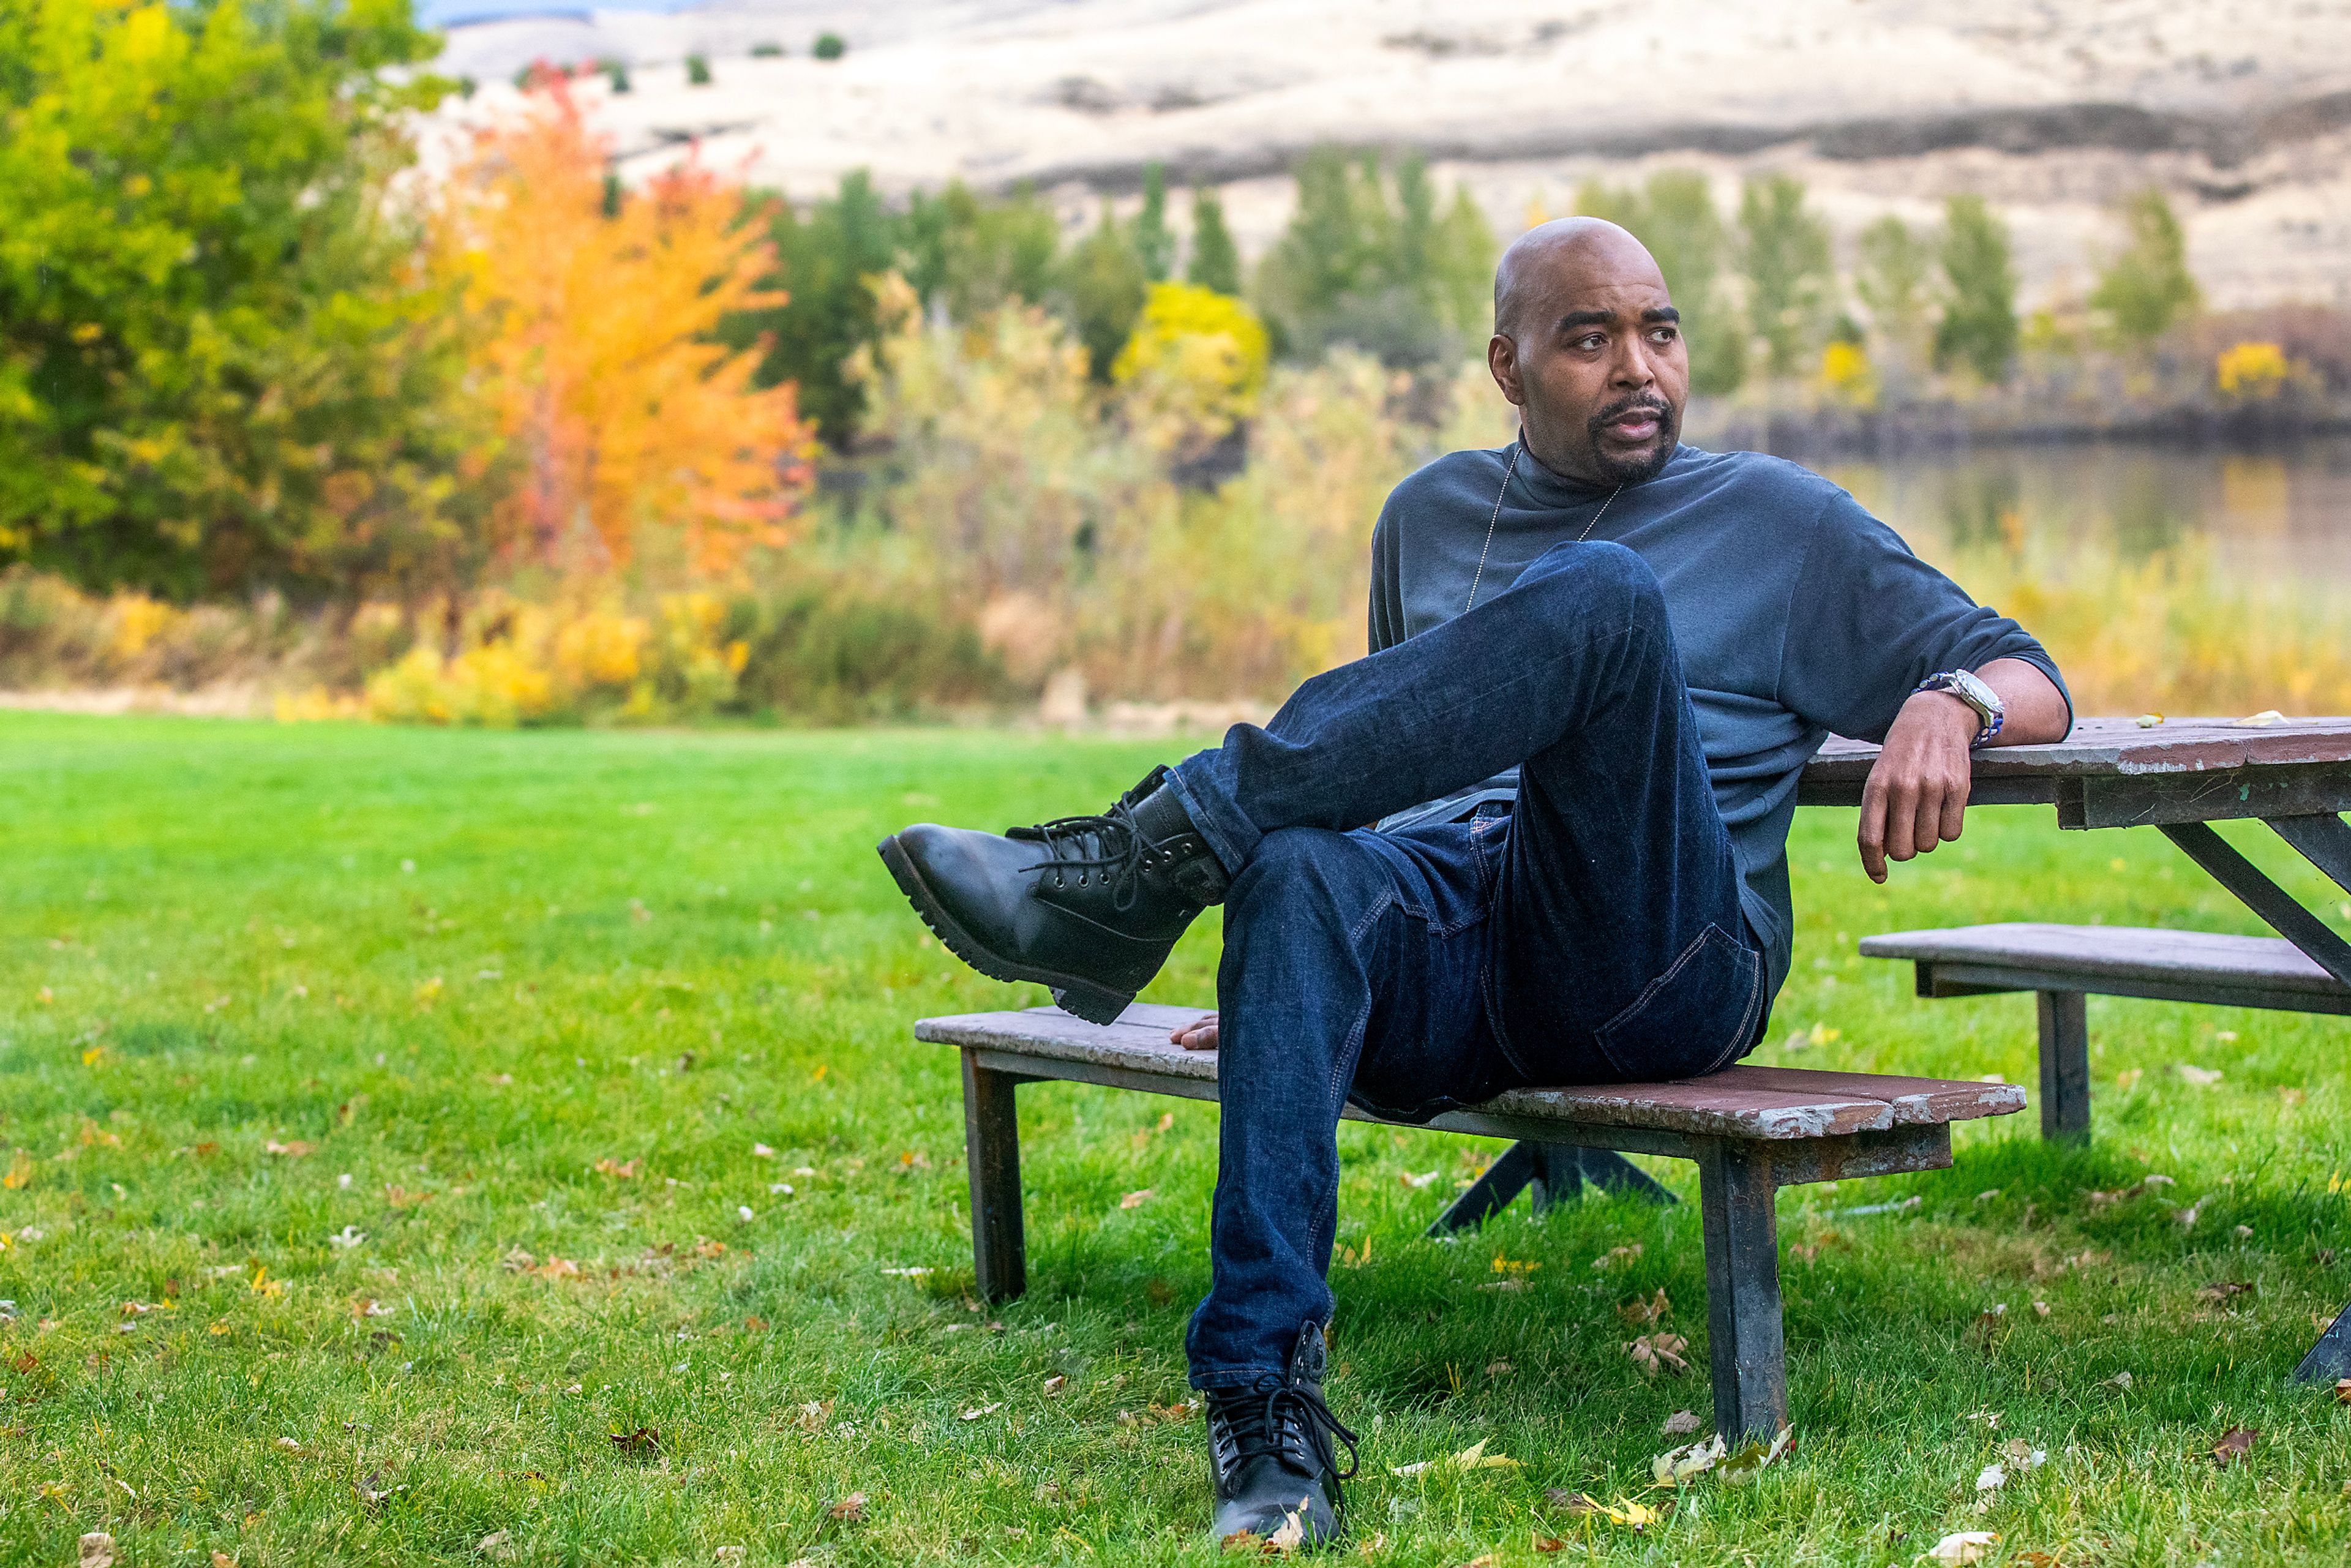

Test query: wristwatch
[1914,670,2004,746]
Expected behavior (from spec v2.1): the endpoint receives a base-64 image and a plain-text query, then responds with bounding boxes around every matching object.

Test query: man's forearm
[1974,656,2070,747]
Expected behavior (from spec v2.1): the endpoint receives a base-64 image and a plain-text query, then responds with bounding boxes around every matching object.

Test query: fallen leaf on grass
[1592,1244,1643,1271]
[1652,1435,1726,1485]
[1616,1287,1670,1326]
[714,1548,746,1566]
[1661,1409,1701,1436]
[608,1427,659,1455]
[2175,1063,2222,1087]
[2334,1378,2351,1406]
[1548,1493,1658,1530]
[593,1158,640,1179]
[2000,1438,2049,1471]
[1043,1375,1067,1396]
[1400,1169,1440,1189]
[2010,1553,2061,1568]
[80,1532,115,1568]
[264,1140,315,1158]
[1715,1426,1793,1484]
[1975,1462,2006,1491]
[2196,1281,2254,1304]
[1919,1531,1997,1565]
[354,1471,389,1506]
[1119,1189,1153,1210]
[327,1226,366,1250]
[2105,1371,2133,1390]
[826,1491,866,1522]
[959,1403,1002,1420]
[1532,1535,1567,1553]
[1389,1438,1521,1477]
[2211,1427,2257,1466]
[274,1436,302,1452]
[1264,1504,1308,1552]
[1625,1332,1689,1377]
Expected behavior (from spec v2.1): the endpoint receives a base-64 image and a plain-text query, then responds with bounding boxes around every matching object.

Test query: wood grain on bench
[915,1003,2025,1138]
[1860,921,2351,1001]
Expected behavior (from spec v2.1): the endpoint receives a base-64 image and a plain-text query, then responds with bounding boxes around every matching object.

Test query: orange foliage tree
[432,75,813,574]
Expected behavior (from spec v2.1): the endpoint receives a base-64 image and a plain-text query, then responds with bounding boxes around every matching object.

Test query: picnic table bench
[1804,715,2351,1384]
[917,1002,2023,1441]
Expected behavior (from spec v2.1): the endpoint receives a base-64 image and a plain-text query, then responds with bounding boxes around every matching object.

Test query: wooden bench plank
[919,1006,2027,1139]
[1860,922,2347,994]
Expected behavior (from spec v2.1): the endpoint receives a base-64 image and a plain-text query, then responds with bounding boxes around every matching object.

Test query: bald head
[1486,217,1687,487]
[1493,217,1667,340]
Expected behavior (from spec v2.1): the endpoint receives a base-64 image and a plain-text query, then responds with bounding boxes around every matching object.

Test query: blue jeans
[1163,542,1772,1389]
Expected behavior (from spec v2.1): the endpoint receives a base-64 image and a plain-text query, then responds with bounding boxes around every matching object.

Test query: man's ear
[1487,334,1524,407]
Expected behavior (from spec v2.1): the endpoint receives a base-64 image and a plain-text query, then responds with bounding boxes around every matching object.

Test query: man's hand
[1855,657,2071,883]
[1857,689,1981,883]
[1171,1013,1218,1051]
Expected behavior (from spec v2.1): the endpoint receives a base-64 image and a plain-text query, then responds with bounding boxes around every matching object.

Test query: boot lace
[1218,1381,1360,1483]
[1008,799,1152,910]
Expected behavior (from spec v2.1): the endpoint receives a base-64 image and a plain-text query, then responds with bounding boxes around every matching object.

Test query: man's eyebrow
[1554,306,1681,331]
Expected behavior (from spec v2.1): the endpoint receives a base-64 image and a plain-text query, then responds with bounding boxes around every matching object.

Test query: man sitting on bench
[879,217,2072,1548]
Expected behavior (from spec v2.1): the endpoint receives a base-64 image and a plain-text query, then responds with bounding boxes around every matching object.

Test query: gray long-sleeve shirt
[1368,441,2070,997]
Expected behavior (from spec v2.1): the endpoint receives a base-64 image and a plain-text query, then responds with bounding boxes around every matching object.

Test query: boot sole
[876,835,1137,1026]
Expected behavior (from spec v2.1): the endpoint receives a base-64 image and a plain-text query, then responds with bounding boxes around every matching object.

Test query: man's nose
[1611,335,1658,388]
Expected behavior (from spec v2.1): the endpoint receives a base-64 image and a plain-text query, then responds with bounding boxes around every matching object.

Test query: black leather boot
[876,765,1230,1025]
[1204,1323,1357,1551]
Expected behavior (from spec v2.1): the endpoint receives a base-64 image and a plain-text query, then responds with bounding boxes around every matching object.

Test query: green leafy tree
[1854,213,1933,369]
[727,170,904,447]
[1131,163,1176,282]
[1064,205,1149,381]
[1186,185,1242,296]
[2089,188,2199,347]
[902,181,1060,323]
[686,53,710,86]
[1738,173,1833,380]
[0,0,490,602]
[1935,194,2019,382]
[812,31,846,60]
[1255,146,1481,364]
[1431,185,1498,340]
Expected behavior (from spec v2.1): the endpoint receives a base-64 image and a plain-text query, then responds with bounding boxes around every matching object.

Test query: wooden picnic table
[1797,715,2351,1384]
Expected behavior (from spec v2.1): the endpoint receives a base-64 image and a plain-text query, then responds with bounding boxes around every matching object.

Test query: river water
[1815,438,2351,591]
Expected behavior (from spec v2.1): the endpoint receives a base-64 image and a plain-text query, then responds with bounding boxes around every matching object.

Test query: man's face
[1488,234,1689,487]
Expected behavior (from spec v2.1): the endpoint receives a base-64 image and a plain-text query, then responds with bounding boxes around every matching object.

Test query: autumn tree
[434,78,815,575]
[0,0,487,602]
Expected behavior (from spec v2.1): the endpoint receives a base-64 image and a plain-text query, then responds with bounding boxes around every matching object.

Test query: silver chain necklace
[1463,437,1623,614]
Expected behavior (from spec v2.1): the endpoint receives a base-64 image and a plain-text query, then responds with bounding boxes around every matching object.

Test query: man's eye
[1651,327,1679,343]
[1575,334,1605,351]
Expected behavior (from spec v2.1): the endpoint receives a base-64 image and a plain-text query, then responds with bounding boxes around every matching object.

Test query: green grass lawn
[2,711,2349,1567]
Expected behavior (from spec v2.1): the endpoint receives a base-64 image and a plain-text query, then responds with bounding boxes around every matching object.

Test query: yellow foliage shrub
[1113,283,1273,453]
[2214,340,2292,399]
[359,593,747,727]
[1818,341,1878,408]
[553,609,648,688]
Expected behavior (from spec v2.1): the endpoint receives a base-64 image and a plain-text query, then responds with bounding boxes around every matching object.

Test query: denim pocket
[1593,922,1764,1081]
